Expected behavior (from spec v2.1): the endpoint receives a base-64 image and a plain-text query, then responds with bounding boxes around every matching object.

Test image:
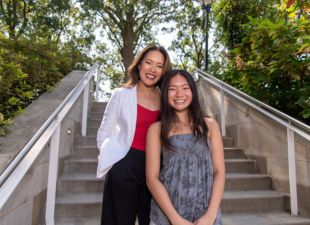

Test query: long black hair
[160,69,208,149]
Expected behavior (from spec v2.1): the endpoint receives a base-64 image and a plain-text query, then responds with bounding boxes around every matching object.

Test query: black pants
[101,148,151,225]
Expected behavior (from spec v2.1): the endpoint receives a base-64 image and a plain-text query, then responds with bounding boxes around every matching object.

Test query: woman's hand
[194,214,215,225]
[172,217,194,225]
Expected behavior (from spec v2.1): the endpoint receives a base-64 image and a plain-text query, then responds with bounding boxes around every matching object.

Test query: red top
[131,104,160,151]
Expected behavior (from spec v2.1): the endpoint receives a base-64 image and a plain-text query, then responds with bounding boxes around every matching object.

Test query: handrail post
[95,67,100,102]
[82,82,90,136]
[45,123,61,225]
[287,122,298,215]
[220,88,226,137]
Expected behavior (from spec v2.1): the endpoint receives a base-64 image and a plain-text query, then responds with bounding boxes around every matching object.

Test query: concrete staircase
[55,102,310,225]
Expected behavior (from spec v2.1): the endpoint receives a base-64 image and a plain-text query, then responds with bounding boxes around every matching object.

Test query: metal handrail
[195,68,310,133]
[0,62,99,187]
[195,68,310,216]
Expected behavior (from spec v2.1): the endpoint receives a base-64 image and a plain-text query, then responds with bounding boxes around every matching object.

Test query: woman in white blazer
[97,45,172,225]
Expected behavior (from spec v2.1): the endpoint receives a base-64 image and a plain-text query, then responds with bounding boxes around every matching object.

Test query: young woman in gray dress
[146,70,225,225]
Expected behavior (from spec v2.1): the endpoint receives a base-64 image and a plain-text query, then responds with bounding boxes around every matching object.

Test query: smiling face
[138,50,165,87]
[167,74,193,112]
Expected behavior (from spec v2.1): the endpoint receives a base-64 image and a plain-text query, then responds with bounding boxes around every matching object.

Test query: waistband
[127,148,146,159]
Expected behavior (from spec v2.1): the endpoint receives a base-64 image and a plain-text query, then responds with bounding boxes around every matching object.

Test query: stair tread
[55,213,310,225]
[65,158,98,163]
[226,173,270,179]
[224,147,243,151]
[65,158,255,163]
[56,193,102,204]
[223,190,287,199]
[225,159,256,162]
[60,172,269,181]
[74,145,97,148]
[56,217,101,225]
[60,173,100,180]
[56,190,286,205]
[222,212,310,225]
[74,146,98,149]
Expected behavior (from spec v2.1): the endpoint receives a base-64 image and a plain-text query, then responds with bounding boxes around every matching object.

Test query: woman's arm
[96,89,120,150]
[146,122,193,225]
[195,118,225,225]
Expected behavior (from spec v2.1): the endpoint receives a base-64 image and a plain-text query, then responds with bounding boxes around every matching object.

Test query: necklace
[177,121,192,128]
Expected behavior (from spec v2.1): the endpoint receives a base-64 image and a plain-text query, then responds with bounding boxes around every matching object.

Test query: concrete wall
[197,78,310,217]
[0,71,94,225]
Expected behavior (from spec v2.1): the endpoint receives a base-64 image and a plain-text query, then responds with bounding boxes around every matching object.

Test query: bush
[0,34,92,136]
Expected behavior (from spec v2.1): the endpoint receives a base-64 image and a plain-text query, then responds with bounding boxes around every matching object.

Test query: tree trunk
[120,10,135,77]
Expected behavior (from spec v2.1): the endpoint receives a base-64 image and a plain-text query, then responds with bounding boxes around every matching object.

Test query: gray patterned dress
[150,134,222,225]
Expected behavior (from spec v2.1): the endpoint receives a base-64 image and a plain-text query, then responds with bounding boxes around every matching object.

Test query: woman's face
[138,50,165,87]
[168,74,193,112]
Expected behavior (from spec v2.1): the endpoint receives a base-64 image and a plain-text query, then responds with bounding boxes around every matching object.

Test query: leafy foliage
[0,0,93,136]
[213,0,279,50]
[213,0,310,123]
[78,0,178,85]
[169,1,206,71]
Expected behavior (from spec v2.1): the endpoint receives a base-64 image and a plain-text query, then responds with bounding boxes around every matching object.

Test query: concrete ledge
[0,71,86,174]
[197,78,310,217]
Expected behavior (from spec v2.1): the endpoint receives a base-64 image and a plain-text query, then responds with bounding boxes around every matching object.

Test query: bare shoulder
[148,121,161,135]
[204,117,219,129]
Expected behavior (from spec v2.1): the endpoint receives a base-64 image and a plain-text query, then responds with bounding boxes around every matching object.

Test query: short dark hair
[160,69,208,149]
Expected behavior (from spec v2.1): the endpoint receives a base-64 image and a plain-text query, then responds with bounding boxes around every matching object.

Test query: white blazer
[96,85,137,178]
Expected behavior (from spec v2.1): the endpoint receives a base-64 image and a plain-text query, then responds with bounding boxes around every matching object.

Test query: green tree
[78,0,177,76]
[0,0,35,39]
[169,1,206,71]
[30,0,81,43]
[0,1,96,136]
[213,0,279,50]
[213,0,310,122]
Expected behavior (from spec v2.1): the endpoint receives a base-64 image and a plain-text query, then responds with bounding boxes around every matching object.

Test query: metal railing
[0,62,100,225]
[195,68,310,216]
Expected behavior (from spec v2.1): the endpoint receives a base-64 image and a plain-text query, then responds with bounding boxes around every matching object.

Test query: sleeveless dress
[150,134,222,225]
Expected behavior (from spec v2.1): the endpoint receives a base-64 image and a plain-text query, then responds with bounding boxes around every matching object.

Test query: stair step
[74,136,235,148]
[56,217,140,225]
[92,102,106,107]
[58,172,272,194]
[225,173,272,191]
[223,137,234,147]
[74,136,97,146]
[224,148,246,159]
[72,147,248,160]
[225,159,257,173]
[57,174,104,195]
[91,107,106,113]
[89,112,103,120]
[86,120,102,129]
[63,158,98,174]
[74,146,98,158]
[55,190,289,218]
[56,217,101,225]
[222,212,310,225]
[58,171,271,194]
[55,213,310,225]
[55,193,102,219]
[87,128,98,136]
[222,190,289,213]
[63,158,257,174]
